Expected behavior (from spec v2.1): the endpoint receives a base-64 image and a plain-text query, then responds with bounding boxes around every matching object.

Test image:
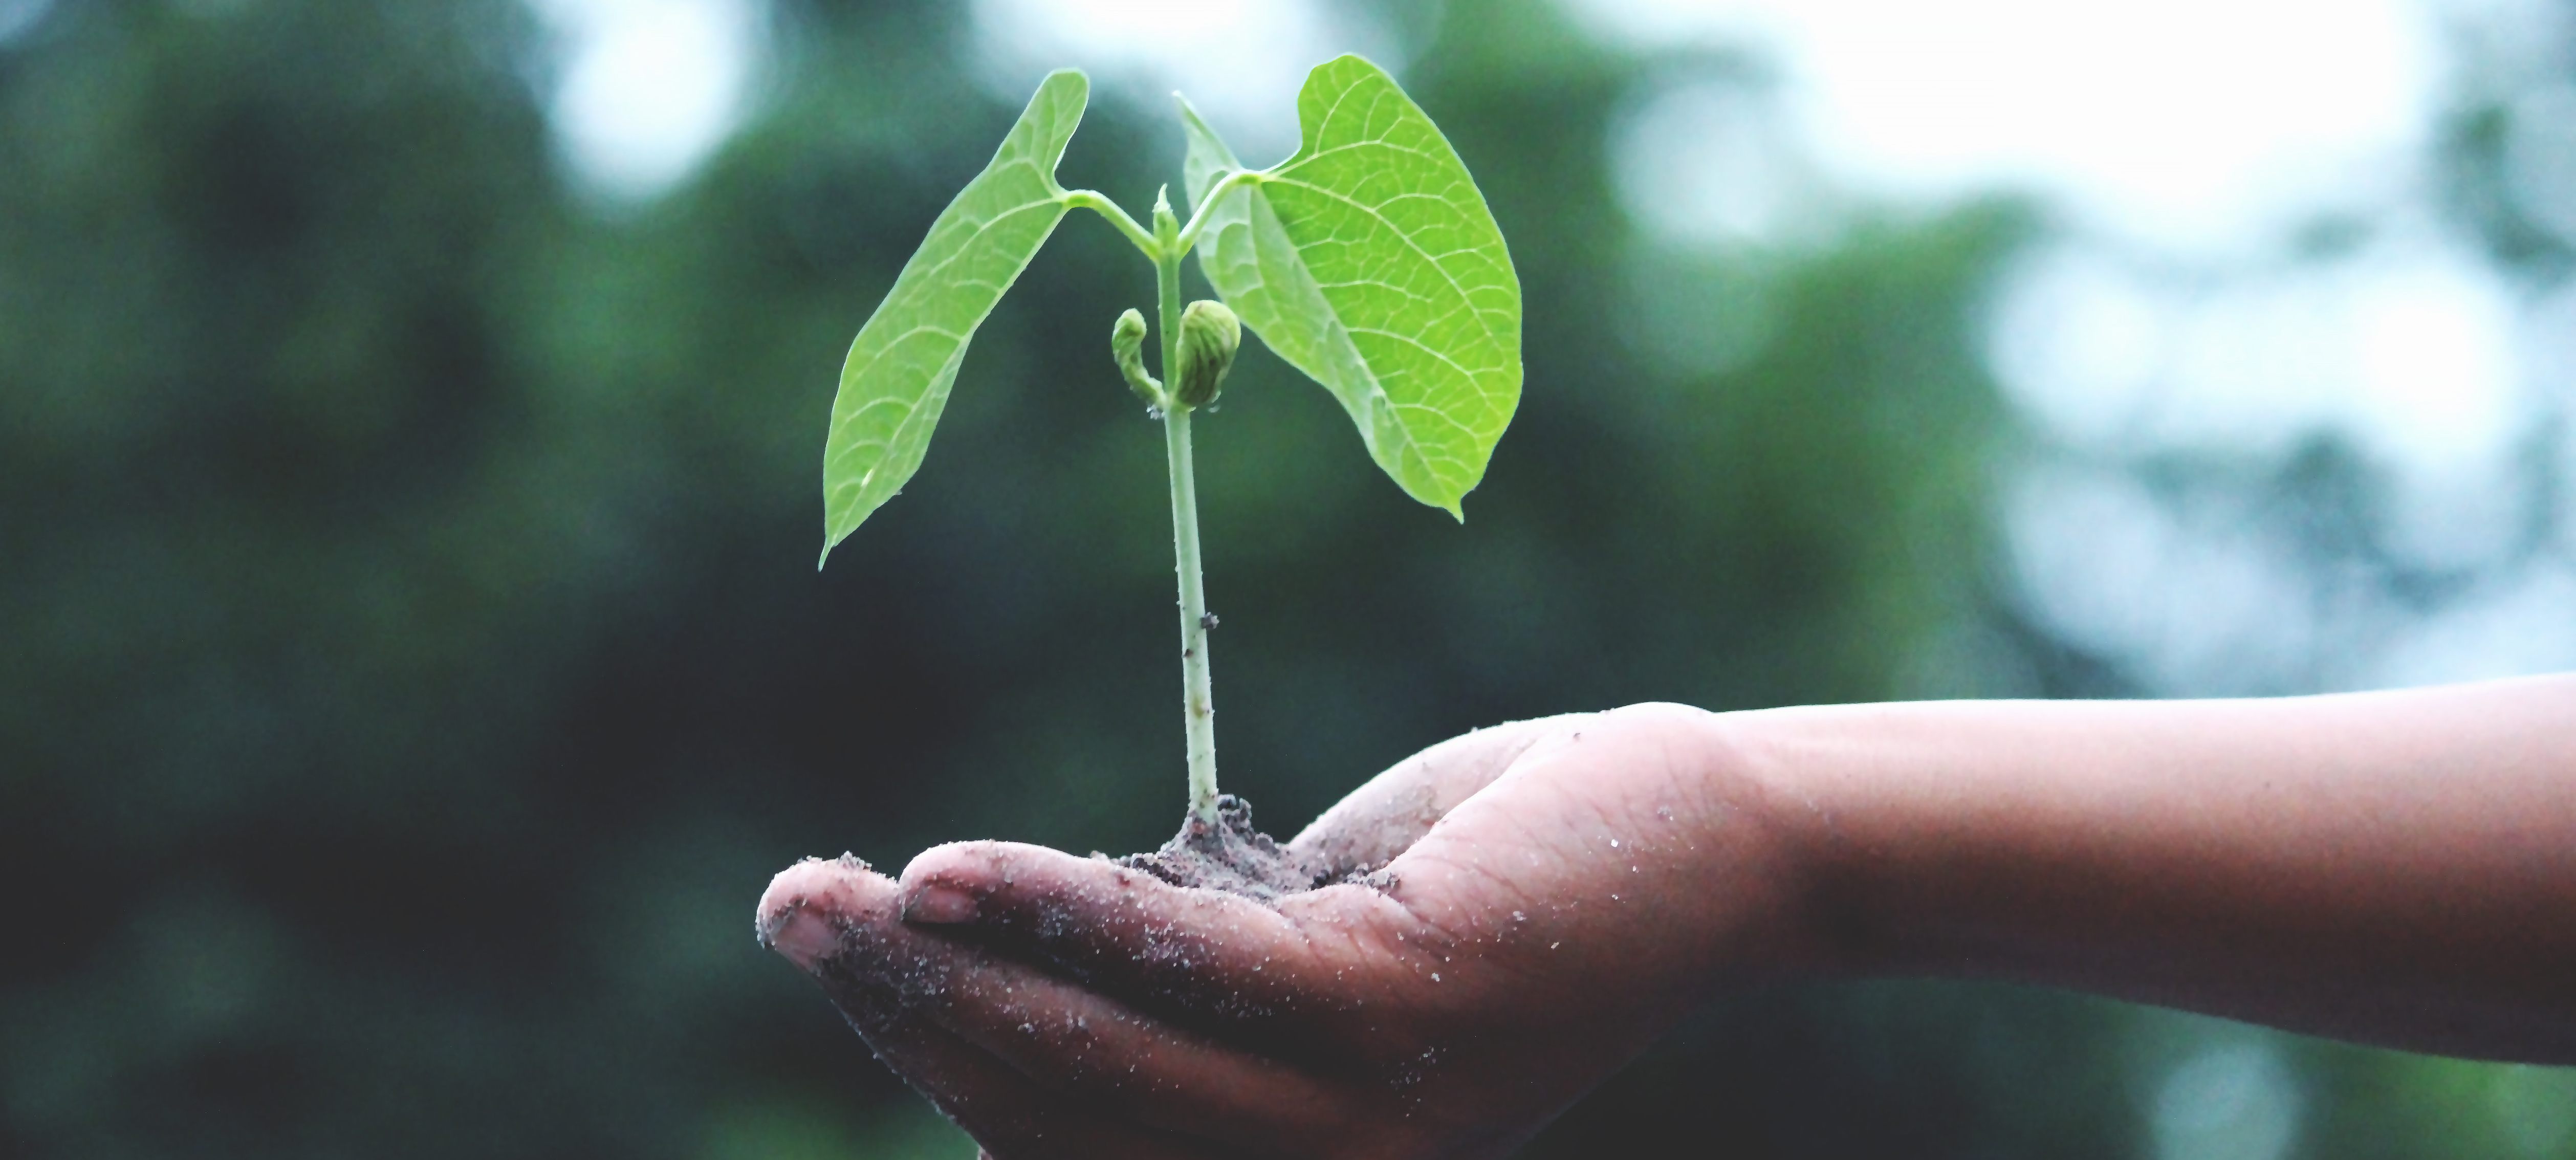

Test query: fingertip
[897,840,1005,892]
[902,882,979,925]
[896,841,1007,922]
[765,906,839,973]
[756,853,896,973]
[899,840,1092,925]
[905,840,1313,948]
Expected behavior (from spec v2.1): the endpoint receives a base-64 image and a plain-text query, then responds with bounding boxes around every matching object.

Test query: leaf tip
[1038,68,1091,115]
[1313,53,1386,82]
[1175,93,1229,147]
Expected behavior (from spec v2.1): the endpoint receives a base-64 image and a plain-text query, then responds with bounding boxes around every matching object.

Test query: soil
[1113,793,1389,903]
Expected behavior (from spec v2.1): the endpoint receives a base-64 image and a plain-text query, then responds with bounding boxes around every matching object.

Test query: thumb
[1287,714,1586,876]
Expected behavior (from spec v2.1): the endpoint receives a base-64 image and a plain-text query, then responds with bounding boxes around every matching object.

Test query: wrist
[1708,704,1906,981]
[1592,703,1870,987]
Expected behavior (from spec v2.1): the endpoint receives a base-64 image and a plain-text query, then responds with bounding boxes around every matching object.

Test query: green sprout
[817,56,1522,828]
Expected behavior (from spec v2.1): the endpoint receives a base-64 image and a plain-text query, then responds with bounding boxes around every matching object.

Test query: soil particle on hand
[1114,794,1327,903]
[1113,794,1401,904]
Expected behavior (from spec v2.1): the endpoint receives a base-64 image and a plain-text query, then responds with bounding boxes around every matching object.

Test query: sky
[1569,0,2443,253]
[528,0,766,201]
[523,0,2576,695]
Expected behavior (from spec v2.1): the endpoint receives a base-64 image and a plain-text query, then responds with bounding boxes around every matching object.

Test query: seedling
[818,56,1520,876]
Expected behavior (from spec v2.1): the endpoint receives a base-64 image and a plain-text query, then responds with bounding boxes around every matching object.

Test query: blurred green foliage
[0,1,2565,1157]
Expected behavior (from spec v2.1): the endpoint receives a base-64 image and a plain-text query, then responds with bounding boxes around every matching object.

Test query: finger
[907,919,1375,1151]
[758,858,1209,1160]
[897,842,1333,1021]
[1289,714,1587,876]
[849,982,1210,1160]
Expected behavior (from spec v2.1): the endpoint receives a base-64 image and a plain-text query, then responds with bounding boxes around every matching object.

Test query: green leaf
[1182,56,1521,518]
[819,70,1088,565]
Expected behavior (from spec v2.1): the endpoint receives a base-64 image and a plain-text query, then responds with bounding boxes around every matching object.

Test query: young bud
[1170,299,1240,408]
[1110,308,1162,405]
[1151,184,1180,247]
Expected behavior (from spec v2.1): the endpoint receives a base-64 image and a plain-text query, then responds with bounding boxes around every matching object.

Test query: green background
[2,1,2569,1156]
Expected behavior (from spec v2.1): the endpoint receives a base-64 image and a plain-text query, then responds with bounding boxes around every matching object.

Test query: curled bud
[1170,299,1240,409]
[1110,308,1161,405]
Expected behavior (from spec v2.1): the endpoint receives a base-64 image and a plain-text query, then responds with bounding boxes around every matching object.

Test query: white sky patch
[0,0,50,45]
[1990,234,2530,479]
[2378,450,2534,574]
[2506,83,2576,245]
[2532,274,2576,397]
[2152,1041,2304,1160]
[2375,566,2576,686]
[531,0,766,201]
[2535,283,2576,555]
[1562,0,2439,255]
[1993,229,2549,580]
[2006,464,2324,695]
[1612,75,1833,246]
[2007,455,2571,692]
[969,0,1391,169]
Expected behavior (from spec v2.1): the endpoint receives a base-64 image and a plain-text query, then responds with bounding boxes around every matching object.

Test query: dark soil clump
[1115,794,1328,903]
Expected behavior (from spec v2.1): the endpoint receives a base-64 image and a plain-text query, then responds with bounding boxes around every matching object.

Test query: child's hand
[758,705,1815,1159]
[759,675,2576,1156]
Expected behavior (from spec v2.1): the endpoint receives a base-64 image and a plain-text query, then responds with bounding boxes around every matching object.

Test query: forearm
[1726,675,2576,1062]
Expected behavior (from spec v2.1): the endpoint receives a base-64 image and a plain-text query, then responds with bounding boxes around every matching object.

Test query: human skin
[755,674,2576,1159]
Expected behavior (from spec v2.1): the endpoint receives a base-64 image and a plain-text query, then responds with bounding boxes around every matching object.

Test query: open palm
[758,704,1811,1159]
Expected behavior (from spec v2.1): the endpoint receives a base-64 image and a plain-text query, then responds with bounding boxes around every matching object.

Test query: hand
[757,704,1823,1158]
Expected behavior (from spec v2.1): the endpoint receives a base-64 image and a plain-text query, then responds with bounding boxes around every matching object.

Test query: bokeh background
[4,0,2573,1155]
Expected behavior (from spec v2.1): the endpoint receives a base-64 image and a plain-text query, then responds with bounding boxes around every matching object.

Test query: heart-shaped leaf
[1183,56,1521,518]
[819,70,1088,565]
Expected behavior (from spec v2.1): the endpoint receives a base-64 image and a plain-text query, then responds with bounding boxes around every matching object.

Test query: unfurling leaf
[1110,308,1159,405]
[1182,56,1522,519]
[1171,299,1241,408]
[818,70,1089,566]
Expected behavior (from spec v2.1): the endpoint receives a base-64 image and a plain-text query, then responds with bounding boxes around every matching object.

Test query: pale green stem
[1170,169,1263,255]
[1164,407,1219,828]
[1078,184,1224,825]
[1154,222,1221,828]
[1063,190,1159,259]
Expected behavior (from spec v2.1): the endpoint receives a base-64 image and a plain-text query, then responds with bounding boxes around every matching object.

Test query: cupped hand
[757,704,1822,1159]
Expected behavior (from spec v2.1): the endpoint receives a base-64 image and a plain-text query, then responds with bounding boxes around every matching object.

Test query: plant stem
[1165,407,1219,827]
[1170,169,1261,254]
[1155,233,1221,829]
[1062,190,1159,259]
